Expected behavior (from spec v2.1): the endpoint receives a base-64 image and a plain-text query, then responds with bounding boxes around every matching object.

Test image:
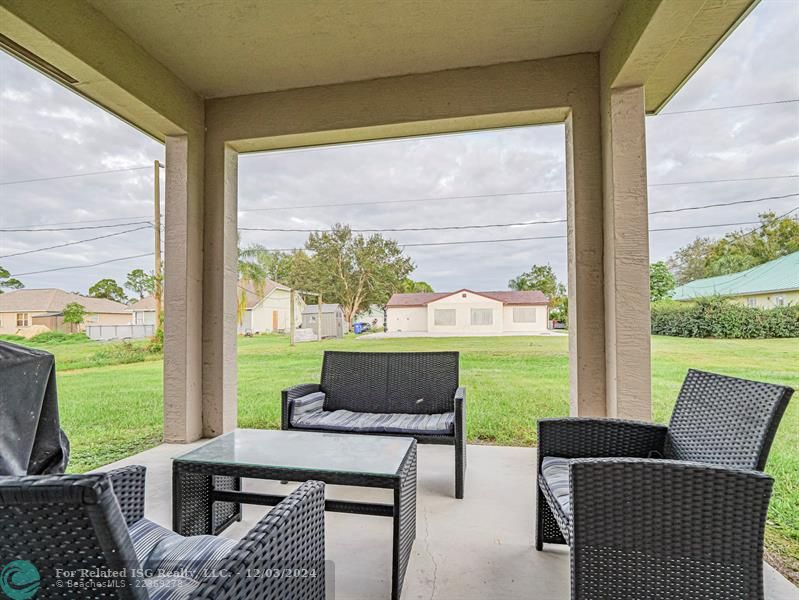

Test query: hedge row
[651,297,799,339]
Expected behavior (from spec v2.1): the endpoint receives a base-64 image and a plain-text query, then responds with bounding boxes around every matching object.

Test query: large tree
[88,278,127,302]
[289,224,414,328]
[125,268,155,299]
[508,263,565,297]
[399,278,434,293]
[0,266,23,293]
[650,261,676,302]
[667,212,799,284]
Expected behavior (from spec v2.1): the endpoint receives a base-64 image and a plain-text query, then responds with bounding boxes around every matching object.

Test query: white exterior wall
[428,292,503,334]
[387,306,427,332]
[502,305,549,333]
[242,289,305,334]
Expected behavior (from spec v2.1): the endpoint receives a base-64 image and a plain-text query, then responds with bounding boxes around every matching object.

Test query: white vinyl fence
[85,324,155,341]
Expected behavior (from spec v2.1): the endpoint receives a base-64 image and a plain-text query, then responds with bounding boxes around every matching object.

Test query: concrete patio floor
[101,440,798,600]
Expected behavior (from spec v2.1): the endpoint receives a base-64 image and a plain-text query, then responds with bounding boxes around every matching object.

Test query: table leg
[172,465,213,535]
[392,443,417,600]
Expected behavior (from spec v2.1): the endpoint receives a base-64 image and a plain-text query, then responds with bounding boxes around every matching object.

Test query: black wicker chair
[0,465,326,599]
[282,351,466,498]
[536,369,793,600]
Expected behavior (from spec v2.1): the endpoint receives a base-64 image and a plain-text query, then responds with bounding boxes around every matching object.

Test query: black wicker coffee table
[172,428,417,600]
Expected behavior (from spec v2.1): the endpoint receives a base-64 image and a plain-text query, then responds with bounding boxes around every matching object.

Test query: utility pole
[289,289,296,346]
[153,160,162,332]
[317,294,322,341]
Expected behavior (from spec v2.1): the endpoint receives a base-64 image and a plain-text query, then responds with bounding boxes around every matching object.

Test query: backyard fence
[85,324,155,341]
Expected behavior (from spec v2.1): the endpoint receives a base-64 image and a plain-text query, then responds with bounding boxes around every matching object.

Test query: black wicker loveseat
[282,351,466,498]
[536,369,793,600]
[0,465,326,599]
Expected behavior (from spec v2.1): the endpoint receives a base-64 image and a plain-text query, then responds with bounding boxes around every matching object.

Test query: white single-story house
[238,279,305,335]
[0,288,130,336]
[129,296,158,325]
[386,289,550,335]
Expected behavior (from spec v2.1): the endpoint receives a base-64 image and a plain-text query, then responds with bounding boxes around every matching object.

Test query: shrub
[28,331,89,344]
[0,334,26,342]
[89,341,148,366]
[651,296,799,339]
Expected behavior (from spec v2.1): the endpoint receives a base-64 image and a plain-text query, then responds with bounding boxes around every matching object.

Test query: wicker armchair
[0,465,326,600]
[536,369,793,600]
[282,351,466,498]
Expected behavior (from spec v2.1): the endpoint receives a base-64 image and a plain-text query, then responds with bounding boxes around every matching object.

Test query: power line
[0,220,152,232]
[240,192,797,234]
[3,214,156,229]
[240,217,568,233]
[657,99,798,116]
[10,252,154,277]
[0,225,152,259]
[648,193,798,215]
[649,174,799,187]
[237,189,566,213]
[236,174,798,213]
[0,165,156,186]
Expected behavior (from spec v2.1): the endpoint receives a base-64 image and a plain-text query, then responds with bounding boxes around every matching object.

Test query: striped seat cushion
[290,391,326,421]
[144,575,202,600]
[128,518,237,597]
[541,456,572,517]
[292,408,455,435]
[129,518,176,565]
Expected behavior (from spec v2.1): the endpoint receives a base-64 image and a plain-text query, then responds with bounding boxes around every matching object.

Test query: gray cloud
[1,0,797,295]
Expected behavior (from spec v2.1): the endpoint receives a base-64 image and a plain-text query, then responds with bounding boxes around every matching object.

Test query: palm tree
[237,244,268,326]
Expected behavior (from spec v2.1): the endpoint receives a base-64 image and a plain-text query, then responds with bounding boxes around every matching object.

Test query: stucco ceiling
[87,0,625,98]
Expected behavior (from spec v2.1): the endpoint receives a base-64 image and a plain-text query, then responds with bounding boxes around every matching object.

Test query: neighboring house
[672,251,799,308]
[0,288,130,336]
[301,304,345,338]
[129,296,158,325]
[238,279,305,335]
[386,289,550,335]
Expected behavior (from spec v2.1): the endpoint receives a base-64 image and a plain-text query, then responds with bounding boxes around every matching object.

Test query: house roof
[239,279,290,309]
[0,288,129,314]
[129,296,157,311]
[302,304,342,315]
[387,289,549,307]
[672,251,799,300]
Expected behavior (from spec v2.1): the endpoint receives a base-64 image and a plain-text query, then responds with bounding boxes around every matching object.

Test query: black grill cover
[0,341,69,475]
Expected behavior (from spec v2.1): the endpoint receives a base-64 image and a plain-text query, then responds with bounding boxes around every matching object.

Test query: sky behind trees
[1,0,797,294]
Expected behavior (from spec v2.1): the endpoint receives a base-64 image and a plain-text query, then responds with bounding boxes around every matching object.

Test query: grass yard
[18,333,799,580]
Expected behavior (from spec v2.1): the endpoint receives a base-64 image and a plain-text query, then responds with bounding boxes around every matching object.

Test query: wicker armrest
[105,465,146,526]
[537,418,667,463]
[568,458,772,598]
[202,480,326,599]
[281,383,322,429]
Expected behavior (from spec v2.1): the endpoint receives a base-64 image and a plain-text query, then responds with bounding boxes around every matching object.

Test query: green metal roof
[672,251,799,300]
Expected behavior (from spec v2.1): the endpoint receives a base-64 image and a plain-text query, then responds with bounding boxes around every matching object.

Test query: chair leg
[455,437,466,499]
[535,486,544,551]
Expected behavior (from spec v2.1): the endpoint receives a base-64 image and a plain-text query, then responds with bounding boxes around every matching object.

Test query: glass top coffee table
[172,429,417,600]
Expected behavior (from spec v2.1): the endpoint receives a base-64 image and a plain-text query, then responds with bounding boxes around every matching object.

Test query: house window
[513,307,537,323]
[16,313,30,327]
[434,309,456,326]
[470,308,493,326]
[746,298,757,308]
[774,296,785,307]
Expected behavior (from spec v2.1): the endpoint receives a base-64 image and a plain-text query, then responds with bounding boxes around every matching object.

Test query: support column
[202,142,239,437]
[602,85,651,420]
[565,71,608,417]
[164,134,204,442]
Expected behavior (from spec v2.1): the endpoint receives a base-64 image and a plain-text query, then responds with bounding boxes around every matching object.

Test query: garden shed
[301,304,345,339]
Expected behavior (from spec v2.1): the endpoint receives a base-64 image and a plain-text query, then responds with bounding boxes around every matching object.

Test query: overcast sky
[1,0,797,295]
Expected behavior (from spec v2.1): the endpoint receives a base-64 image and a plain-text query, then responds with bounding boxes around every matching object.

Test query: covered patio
[2,0,796,597]
[100,442,797,599]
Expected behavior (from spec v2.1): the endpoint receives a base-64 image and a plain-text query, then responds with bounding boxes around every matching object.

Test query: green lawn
[30,333,799,579]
